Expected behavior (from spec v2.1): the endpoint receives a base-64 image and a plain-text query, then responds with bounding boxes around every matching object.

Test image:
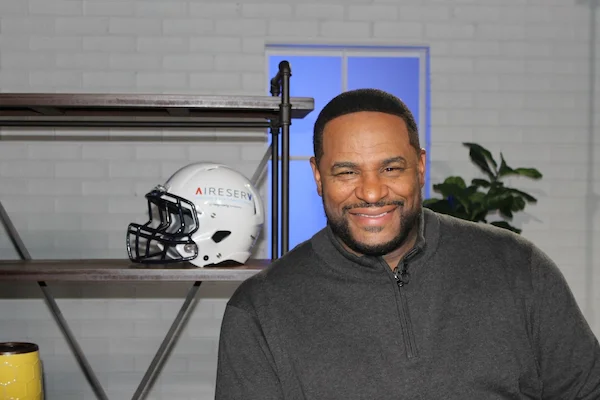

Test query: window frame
[263,44,431,254]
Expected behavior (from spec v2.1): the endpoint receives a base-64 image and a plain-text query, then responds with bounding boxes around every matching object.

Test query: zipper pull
[393,261,410,287]
[394,247,420,287]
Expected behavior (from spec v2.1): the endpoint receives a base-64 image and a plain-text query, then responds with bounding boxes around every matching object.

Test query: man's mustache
[343,200,404,213]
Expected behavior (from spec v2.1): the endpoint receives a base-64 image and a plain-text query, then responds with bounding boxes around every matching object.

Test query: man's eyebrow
[381,156,407,165]
[331,161,358,170]
[330,157,407,171]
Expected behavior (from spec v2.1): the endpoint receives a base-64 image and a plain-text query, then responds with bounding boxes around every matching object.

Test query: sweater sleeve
[215,304,283,400]
[530,247,600,399]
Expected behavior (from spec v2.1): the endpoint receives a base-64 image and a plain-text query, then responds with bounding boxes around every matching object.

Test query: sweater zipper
[391,250,419,359]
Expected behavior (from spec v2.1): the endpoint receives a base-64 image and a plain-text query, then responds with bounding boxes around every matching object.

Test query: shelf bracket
[0,200,109,400]
[131,281,202,400]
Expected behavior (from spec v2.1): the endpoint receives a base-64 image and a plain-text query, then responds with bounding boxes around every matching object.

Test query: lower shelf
[0,259,270,282]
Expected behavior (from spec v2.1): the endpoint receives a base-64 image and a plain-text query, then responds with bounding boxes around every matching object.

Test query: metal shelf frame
[0,60,315,400]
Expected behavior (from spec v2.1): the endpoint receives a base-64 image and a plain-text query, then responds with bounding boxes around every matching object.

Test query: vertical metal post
[269,68,283,261]
[270,126,279,260]
[279,61,292,255]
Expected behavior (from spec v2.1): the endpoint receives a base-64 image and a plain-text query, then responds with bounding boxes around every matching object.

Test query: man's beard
[324,191,422,257]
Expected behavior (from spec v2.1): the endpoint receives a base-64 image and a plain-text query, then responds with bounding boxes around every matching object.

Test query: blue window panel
[264,52,429,259]
[268,55,342,156]
[346,56,421,134]
[265,159,327,258]
[346,54,430,199]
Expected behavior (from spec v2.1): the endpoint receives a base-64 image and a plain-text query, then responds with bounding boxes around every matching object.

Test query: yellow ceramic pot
[0,343,43,400]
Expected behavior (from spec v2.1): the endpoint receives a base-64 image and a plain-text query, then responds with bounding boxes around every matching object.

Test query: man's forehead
[323,110,407,128]
[322,127,412,153]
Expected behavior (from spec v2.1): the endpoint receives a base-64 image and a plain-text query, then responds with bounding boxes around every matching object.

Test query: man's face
[310,111,426,257]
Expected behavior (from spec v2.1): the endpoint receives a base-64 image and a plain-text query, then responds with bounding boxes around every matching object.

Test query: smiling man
[215,89,600,400]
[310,101,425,273]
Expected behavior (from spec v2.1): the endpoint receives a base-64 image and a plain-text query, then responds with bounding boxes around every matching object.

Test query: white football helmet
[127,162,264,267]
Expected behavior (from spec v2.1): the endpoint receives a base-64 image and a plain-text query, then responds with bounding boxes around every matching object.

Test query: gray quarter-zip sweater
[215,209,600,399]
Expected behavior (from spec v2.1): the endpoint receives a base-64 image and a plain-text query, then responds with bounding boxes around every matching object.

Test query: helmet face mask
[127,186,200,264]
[127,163,264,268]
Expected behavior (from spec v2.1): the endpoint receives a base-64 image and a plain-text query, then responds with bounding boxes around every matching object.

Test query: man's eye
[335,171,356,176]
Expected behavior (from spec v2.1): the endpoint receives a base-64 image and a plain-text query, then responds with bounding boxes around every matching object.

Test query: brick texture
[0,1,598,399]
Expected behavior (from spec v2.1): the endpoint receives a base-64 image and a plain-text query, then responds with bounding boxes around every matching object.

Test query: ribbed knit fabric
[216,208,600,400]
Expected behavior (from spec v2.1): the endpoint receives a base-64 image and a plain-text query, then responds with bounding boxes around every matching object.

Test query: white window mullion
[341,49,348,92]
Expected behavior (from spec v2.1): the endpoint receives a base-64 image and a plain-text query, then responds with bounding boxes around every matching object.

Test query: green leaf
[468,192,489,222]
[511,168,543,179]
[432,181,467,199]
[510,196,526,212]
[443,176,467,189]
[490,220,522,234]
[498,153,514,176]
[422,199,452,212]
[469,191,487,203]
[497,153,542,180]
[423,141,543,236]
[499,207,513,219]
[506,188,537,203]
[484,191,512,208]
[470,210,488,222]
[463,142,498,179]
[423,199,471,220]
[488,193,525,219]
[471,178,491,188]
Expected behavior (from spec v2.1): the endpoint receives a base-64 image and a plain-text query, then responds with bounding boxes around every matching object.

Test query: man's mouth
[349,204,398,215]
[353,211,392,218]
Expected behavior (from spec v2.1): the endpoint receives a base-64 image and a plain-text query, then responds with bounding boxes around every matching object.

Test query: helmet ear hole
[211,230,231,243]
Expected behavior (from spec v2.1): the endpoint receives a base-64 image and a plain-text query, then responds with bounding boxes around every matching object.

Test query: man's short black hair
[313,88,420,166]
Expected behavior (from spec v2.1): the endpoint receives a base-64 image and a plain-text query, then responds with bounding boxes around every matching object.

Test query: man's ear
[417,148,426,189]
[310,157,322,197]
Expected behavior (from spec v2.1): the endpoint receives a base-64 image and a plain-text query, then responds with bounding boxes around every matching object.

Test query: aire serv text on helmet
[194,186,253,202]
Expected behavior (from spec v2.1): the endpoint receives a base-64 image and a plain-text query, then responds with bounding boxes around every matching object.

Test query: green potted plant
[423,142,543,234]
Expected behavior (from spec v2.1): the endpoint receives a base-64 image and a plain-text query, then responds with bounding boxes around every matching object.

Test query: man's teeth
[356,212,388,218]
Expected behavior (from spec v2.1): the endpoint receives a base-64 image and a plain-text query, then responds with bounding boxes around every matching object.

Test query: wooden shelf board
[0,259,270,282]
[0,93,314,127]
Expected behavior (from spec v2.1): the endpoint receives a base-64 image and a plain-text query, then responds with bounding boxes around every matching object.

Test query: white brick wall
[0,1,598,399]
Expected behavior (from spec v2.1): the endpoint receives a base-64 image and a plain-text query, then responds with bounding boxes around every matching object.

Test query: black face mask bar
[127,187,200,264]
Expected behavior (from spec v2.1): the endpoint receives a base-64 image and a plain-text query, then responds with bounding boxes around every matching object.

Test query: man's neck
[382,229,418,270]
[336,225,419,271]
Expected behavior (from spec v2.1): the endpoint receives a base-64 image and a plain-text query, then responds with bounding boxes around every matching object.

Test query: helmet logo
[194,186,253,202]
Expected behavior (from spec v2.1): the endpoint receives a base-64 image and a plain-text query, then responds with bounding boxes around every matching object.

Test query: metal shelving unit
[0,61,314,400]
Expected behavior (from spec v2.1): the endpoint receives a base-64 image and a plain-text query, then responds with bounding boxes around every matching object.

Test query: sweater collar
[311,208,440,274]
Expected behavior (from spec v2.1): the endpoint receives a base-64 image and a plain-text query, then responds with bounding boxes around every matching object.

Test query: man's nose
[355,173,389,203]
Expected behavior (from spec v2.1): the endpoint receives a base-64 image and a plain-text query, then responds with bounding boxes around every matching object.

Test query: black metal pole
[269,65,283,261]
[279,61,292,255]
[270,126,279,260]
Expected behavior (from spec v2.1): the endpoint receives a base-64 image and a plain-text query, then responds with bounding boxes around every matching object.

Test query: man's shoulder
[226,236,320,311]
[433,210,533,250]
[429,210,543,272]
